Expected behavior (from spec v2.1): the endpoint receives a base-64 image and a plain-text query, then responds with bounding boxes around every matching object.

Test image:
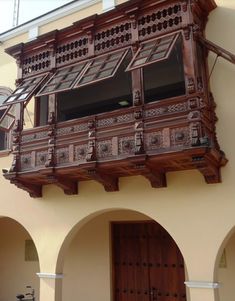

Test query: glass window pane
[15,87,25,94]
[3,74,48,105]
[6,96,17,103]
[0,114,14,130]
[74,49,129,88]
[150,51,166,61]
[85,65,101,75]
[133,57,148,67]
[63,73,79,81]
[97,69,113,79]
[80,75,95,84]
[57,81,72,90]
[142,40,156,50]
[8,104,16,116]
[155,43,169,53]
[37,62,88,96]
[104,60,119,69]
[18,93,29,100]
[126,32,180,71]
[137,49,152,58]
[92,57,106,66]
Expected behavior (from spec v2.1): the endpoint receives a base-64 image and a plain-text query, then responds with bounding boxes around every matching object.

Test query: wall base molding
[36,273,64,279]
[184,281,220,289]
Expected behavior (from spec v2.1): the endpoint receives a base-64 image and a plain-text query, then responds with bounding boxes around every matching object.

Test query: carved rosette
[21,153,32,171]
[146,131,163,150]
[74,144,87,161]
[119,136,135,155]
[97,140,112,159]
[56,148,69,165]
[36,151,48,167]
[170,127,190,147]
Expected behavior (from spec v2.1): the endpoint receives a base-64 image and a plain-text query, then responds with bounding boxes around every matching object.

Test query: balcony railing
[4,93,227,197]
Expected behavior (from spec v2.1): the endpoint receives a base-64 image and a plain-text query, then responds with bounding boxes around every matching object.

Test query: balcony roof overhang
[3,0,217,58]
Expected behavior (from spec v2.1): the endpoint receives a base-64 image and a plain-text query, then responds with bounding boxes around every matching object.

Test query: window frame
[0,87,13,151]
[2,74,49,106]
[126,32,181,72]
[36,47,130,97]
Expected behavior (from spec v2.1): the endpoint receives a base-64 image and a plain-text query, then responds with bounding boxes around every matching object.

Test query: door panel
[112,222,186,301]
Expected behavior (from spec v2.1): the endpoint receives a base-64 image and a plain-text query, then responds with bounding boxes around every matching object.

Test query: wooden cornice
[5,0,217,60]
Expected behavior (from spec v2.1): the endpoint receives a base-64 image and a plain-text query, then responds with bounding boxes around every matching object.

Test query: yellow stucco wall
[0,1,235,301]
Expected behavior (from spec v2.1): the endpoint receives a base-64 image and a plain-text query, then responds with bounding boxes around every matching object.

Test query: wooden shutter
[126,32,180,71]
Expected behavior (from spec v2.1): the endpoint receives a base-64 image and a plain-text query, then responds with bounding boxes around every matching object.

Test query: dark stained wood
[2,0,229,197]
[197,35,235,65]
[112,222,186,301]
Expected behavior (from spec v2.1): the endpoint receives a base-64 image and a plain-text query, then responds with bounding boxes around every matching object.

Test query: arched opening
[60,209,187,301]
[215,226,235,301]
[0,217,40,301]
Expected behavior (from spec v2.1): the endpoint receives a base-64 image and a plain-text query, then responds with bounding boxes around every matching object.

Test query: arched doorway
[0,217,40,301]
[215,227,235,301]
[61,210,186,301]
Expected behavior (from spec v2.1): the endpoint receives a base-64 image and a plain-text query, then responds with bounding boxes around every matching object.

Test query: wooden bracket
[55,177,78,195]
[143,169,167,188]
[10,178,42,198]
[87,169,119,192]
[135,164,167,188]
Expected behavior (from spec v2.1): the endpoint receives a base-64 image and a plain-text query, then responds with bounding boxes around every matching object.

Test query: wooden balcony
[3,93,227,197]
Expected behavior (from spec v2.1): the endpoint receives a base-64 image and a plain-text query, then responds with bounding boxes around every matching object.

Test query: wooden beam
[10,178,42,198]
[197,35,235,65]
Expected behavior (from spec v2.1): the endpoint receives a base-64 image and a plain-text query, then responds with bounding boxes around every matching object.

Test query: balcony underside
[4,147,226,198]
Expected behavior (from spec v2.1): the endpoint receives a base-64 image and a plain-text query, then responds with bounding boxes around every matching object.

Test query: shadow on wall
[214,225,235,301]
[0,217,40,301]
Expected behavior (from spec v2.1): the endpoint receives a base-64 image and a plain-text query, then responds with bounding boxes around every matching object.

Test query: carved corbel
[57,178,78,195]
[10,178,42,198]
[87,169,119,192]
[135,164,167,188]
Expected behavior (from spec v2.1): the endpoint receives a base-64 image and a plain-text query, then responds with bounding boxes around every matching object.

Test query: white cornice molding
[0,0,101,42]
[184,281,220,289]
[36,273,64,279]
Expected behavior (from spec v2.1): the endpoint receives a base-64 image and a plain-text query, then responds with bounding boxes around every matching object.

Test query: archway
[0,217,40,301]
[58,209,187,301]
[214,226,235,301]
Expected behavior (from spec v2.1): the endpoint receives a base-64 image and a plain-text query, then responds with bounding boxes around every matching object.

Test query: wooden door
[112,222,186,301]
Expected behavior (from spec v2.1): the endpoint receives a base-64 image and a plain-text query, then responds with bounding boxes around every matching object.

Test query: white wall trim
[184,281,220,289]
[0,0,101,42]
[36,273,64,279]
[102,0,115,12]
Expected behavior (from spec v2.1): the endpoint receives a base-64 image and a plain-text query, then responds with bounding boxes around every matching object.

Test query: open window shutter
[0,104,16,132]
[126,32,180,71]
[3,74,49,106]
[197,35,235,64]
[0,73,49,132]
[37,61,88,96]
[73,48,129,88]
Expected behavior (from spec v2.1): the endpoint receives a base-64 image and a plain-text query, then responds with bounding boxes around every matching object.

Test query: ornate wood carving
[87,169,119,192]
[3,0,228,197]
